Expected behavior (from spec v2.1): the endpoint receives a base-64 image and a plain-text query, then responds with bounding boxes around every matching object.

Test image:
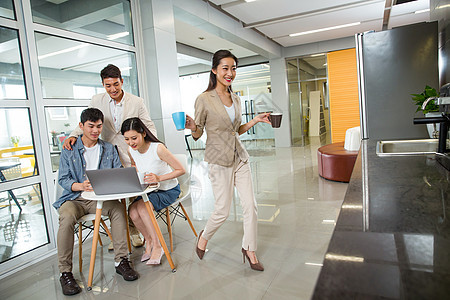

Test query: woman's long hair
[121,117,162,144]
[205,49,238,93]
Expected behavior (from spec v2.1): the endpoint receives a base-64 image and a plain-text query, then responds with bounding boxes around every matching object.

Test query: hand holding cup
[255,112,271,125]
[268,112,283,128]
[172,112,186,131]
[185,114,197,131]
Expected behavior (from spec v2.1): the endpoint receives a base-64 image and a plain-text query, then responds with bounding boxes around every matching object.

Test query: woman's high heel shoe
[141,252,151,262]
[141,242,151,262]
[241,248,264,271]
[196,230,205,260]
[147,248,164,265]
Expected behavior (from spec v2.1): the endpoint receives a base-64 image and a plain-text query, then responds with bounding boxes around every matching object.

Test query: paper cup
[269,113,282,128]
[172,112,186,131]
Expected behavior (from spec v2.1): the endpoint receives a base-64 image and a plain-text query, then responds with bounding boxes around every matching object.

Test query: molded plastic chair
[54,170,113,272]
[0,145,36,177]
[154,153,197,252]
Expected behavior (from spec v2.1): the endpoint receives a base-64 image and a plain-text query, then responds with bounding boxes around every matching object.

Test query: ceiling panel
[174,19,257,59]
[209,0,235,5]
[274,19,382,47]
[390,0,429,16]
[388,12,430,29]
[389,0,430,29]
[256,1,384,37]
[176,0,431,67]
[213,0,371,25]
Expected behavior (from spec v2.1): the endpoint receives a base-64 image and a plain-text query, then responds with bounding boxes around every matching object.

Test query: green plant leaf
[411,85,440,113]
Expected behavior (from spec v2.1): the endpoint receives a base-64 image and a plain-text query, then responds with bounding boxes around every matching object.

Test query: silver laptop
[86,167,148,195]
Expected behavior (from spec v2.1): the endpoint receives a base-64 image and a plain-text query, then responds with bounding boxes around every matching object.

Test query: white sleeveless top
[129,143,178,191]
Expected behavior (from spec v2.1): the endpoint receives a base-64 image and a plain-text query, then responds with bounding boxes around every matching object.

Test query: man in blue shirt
[55,108,138,296]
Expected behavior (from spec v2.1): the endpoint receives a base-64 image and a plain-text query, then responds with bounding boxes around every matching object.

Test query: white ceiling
[196,0,430,48]
[174,18,257,61]
[0,0,433,74]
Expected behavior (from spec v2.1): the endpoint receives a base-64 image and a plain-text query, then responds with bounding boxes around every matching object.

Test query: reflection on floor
[0,185,48,263]
[0,139,348,300]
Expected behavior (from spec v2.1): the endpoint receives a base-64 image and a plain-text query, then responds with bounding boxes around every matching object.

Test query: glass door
[234,63,274,149]
[286,55,330,146]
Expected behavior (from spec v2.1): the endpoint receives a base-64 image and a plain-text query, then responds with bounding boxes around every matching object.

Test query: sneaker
[60,272,82,295]
[115,258,139,281]
[131,234,144,247]
[108,242,114,251]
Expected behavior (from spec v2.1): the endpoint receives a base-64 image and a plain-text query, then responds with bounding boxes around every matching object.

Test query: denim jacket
[53,136,122,209]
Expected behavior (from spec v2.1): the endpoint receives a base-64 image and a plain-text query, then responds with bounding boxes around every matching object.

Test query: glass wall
[35,32,138,99]
[0,0,14,19]
[44,106,87,172]
[30,0,134,45]
[286,55,330,146]
[0,0,138,270]
[0,27,26,100]
[0,108,36,180]
[233,63,274,149]
[0,183,45,263]
[0,29,47,262]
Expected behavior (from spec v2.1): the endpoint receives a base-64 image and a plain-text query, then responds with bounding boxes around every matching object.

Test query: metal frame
[0,0,143,278]
[355,32,368,140]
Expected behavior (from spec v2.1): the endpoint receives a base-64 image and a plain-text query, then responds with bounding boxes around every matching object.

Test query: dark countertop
[312,140,450,299]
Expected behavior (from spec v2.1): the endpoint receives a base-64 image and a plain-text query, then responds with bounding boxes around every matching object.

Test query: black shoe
[115,258,139,281]
[60,272,82,295]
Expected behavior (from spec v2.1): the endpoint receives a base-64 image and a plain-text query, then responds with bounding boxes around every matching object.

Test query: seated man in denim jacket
[54,108,138,296]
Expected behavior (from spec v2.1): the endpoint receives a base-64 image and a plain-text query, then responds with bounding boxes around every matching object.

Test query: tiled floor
[0,138,348,300]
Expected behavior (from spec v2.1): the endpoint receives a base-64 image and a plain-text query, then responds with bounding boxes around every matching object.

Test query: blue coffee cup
[172,112,186,131]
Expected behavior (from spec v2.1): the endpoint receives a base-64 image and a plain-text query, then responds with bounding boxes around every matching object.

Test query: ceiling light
[414,8,430,14]
[107,32,129,40]
[289,22,361,37]
[437,4,450,9]
[310,53,325,57]
[322,219,335,224]
[38,44,88,60]
[341,204,363,209]
[245,0,257,2]
[325,253,364,263]
[305,262,323,266]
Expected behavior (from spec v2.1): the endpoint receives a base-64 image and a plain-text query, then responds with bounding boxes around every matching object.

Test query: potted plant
[411,85,440,114]
[51,130,58,146]
[411,85,440,138]
[11,136,20,147]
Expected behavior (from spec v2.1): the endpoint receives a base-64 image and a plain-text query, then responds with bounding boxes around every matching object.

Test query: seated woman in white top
[121,117,185,265]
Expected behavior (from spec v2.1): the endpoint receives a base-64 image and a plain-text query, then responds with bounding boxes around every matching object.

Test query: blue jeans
[134,184,180,211]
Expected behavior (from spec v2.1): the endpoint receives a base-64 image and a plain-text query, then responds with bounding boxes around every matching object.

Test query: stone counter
[312,140,450,299]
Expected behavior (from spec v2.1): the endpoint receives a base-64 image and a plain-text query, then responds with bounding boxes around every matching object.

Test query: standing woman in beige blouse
[185,50,270,271]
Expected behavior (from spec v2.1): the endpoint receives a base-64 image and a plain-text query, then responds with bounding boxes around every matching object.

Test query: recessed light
[414,8,430,14]
[107,31,129,40]
[325,253,364,262]
[437,4,450,9]
[289,22,361,37]
[305,262,323,266]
